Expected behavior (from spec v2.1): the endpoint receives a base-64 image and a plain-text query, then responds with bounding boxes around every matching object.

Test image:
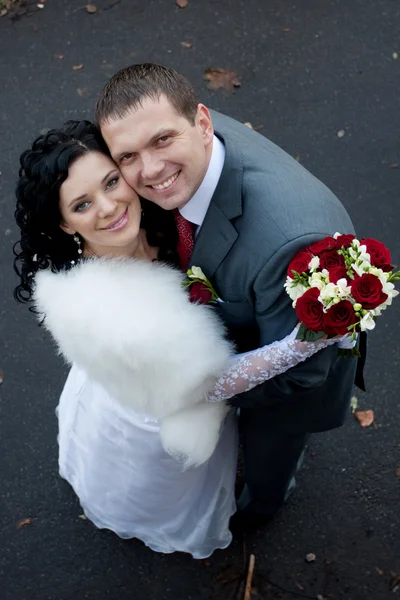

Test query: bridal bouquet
[284,233,399,343]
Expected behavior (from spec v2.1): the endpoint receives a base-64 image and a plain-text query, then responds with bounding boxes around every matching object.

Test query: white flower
[284,278,308,304]
[352,260,371,277]
[188,266,207,281]
[309,273,325,291]
[351,239,360,248]
[360,312,376,331]
[336,278,352,297]
[308,256,320,273]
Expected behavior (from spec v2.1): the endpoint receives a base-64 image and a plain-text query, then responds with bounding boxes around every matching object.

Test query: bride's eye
[75,201,91,213]
[105,177,119,190]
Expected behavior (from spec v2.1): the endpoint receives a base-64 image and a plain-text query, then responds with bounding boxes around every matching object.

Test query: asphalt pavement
[0,1,399,599]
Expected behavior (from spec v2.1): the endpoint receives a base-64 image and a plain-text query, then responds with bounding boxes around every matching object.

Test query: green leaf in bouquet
[339,347,361,358]
[304,329,326,342]
[296,323,325,342]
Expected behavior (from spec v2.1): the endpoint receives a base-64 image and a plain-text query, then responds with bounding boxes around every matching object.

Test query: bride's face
[59,151,142,255]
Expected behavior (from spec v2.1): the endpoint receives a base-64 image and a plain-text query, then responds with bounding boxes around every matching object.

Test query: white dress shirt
[179,135,225,234]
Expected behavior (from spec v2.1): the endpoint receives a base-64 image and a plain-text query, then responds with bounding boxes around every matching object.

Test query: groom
[95,63,358,524]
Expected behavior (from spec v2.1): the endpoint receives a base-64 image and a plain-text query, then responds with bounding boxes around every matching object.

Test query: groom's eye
[157,135,171,145]
[120,153,133,163]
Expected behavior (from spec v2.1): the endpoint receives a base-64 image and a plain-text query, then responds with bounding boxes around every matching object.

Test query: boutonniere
[183,266,221,304]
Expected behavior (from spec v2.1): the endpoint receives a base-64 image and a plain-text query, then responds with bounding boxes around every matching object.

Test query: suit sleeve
[229,234,340,409]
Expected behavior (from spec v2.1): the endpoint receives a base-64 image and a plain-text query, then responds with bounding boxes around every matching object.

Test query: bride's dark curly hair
[14,120,179,304]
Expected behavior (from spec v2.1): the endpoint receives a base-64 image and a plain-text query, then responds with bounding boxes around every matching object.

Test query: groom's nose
[140,151,163,181]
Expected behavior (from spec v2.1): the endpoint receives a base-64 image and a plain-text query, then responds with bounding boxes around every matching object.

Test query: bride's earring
[73,234,83,255]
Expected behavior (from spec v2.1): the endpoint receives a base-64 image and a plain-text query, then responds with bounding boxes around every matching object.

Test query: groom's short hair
[95,63,200,126]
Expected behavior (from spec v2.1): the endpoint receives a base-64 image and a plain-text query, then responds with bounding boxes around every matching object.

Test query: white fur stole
[34,258,233,466]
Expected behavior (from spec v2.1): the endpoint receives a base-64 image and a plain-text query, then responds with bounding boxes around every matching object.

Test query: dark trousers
[237,407,309,516]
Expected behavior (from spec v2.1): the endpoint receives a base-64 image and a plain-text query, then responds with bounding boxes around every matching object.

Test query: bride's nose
[97,195,118,219]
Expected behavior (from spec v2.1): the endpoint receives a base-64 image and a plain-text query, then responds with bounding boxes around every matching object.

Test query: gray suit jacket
[191,110,357,434]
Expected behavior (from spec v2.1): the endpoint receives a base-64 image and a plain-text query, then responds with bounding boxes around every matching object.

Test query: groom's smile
[100,94,214,211]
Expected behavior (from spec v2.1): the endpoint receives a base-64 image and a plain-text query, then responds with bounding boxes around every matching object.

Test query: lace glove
[206,328,350,403]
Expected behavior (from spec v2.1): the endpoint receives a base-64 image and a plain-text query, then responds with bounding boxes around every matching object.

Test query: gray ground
[0,1,399,599]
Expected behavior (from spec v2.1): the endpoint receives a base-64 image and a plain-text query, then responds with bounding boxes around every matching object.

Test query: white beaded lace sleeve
[206,330,342,403]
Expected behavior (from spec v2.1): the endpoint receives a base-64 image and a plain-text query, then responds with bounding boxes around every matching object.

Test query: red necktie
[174,209,195,272]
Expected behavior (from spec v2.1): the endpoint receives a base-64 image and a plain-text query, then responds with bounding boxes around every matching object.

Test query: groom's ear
[195,104,214,147]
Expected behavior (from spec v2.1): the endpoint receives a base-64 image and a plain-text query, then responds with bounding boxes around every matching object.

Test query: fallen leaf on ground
[16,518,31,529]
[305,553,316,562]
[0,370,3,385]
[354,409,374,427]
[390,572,400,592]
[375,567,384,575]
[337,129,346,138]
[390,163,398,168]
[77,87,89,97]
[243,122,253,129]
[73,64,84,70]
[54,54,64,60]
[86,3,97,13]
[180,41,192,48]
[295,581,304,590]
[176,0,188,7]
[203,68,241,92]
[350,395,358,413]
[282,27,290,32]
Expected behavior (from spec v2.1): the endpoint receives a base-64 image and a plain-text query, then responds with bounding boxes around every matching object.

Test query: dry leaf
[0,370,3,385]
[295,581,304,590]
[55,54,64,60]
[77,87,89,97]
[73,64,84,71]
[305,553,316,562]
[350,395,358,413]
[203,68,241,93]
[176,0,188,7]
[375,567,384,575]
[337,129,346,138]
[390,572,400,592]
[354,410,374,427]
[16,517,31,529]
[180,41,192,48]
[86,4,97,13]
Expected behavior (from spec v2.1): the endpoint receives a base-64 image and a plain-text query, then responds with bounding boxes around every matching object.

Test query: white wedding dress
[57,328,341,559]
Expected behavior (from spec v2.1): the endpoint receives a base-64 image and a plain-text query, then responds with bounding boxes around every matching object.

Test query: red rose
[361,238,392,271]
[335,234,355,248]
[319,250,345,271]
[295,287,325,331]
[287,250,312,277]
[328,266,348,284]
[351,273,388,310]
[189,281,213,304]
[309,236,337,255]
[323,300,357,335]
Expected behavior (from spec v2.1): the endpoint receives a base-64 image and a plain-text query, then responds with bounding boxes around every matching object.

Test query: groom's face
[101,95,214,210]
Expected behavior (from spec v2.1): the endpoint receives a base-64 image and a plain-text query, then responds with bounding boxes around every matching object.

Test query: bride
[14,120,349,558]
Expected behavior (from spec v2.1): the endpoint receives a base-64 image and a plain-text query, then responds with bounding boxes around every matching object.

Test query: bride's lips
[104,208,129,231]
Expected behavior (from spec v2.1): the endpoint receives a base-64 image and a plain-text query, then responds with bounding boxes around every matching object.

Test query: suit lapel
[190,129,243,278]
